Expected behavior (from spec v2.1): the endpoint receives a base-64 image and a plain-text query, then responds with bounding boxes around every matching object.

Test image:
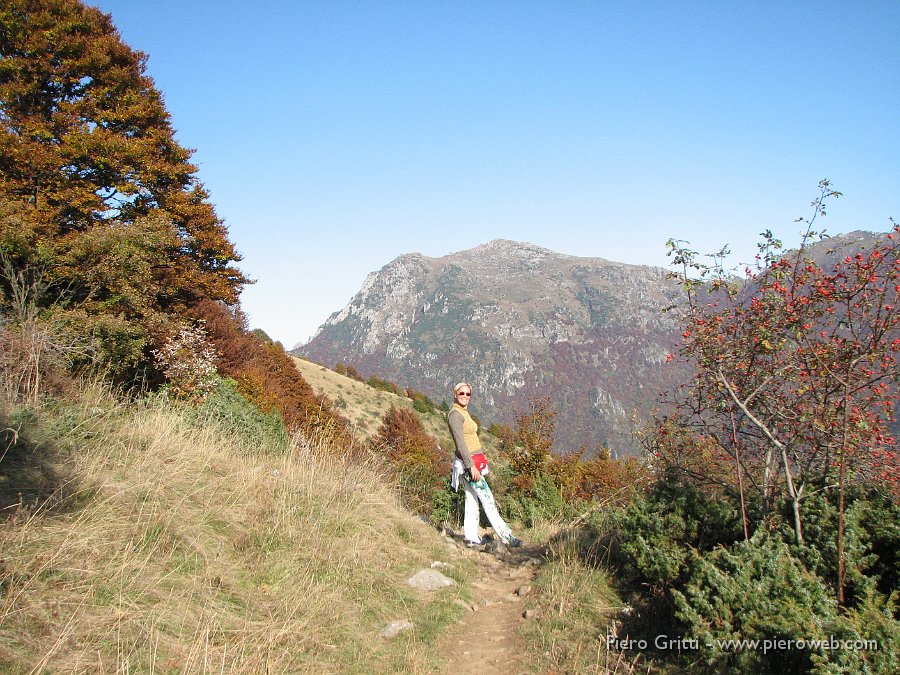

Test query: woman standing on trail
[447,382,523,549]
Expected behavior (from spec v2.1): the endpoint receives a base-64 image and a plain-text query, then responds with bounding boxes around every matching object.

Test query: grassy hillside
[291,356,498,455]
[0,366,631,673]
[0,385,476,672]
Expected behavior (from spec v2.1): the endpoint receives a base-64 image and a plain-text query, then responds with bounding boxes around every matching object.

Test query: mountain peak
[301,239,681,455]
[454,239,562,262]
[473,238,554,253]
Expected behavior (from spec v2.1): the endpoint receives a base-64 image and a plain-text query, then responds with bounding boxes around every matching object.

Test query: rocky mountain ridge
[298,239,685,455]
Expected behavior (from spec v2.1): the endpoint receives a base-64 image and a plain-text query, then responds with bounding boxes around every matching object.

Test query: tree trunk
[781,446,804,543]
[718,369,802,540]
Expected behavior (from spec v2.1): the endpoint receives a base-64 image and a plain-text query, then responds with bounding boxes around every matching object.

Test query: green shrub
[429,479,465,528]
[611,470,744,589]
[814,590,900,674]
[671,531,899,674]
[366,375,401,396]
[187,378,290,455]
[406,388,437,414]
[781,488,900,612]
[503,472,576,527]
[579,470,747,648]
[588,472,899,673]
[673,533,837,673]
[50,308,150,384]
[847,490,900,603]
[412,397,433,414]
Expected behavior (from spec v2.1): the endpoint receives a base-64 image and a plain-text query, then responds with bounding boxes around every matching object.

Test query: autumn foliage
[584,189,900,672]
[500,396,557,490]
[190,299,350,448]
[547,449,649,505]
[660,186,898,543]
[0,0,247,382]
[0,0,349,453]
[495,396,648,518]
[372,405,444,513]
[653,182,899,611]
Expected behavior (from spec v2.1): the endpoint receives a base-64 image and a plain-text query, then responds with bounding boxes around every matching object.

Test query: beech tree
[0,0,247,376]
[657,182,899,563]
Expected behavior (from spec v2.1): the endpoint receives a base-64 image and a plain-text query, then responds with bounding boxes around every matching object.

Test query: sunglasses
[457,391,471,397]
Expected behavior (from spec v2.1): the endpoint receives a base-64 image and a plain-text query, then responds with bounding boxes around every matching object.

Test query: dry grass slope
[291,357,497,455]
[0,387,473,673]
[525,533,640,673]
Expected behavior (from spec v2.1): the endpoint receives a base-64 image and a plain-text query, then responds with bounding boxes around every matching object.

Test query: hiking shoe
[465,539,485,549]
[505,536,524,548]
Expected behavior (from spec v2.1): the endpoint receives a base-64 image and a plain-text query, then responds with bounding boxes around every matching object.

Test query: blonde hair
[453,382,472,394]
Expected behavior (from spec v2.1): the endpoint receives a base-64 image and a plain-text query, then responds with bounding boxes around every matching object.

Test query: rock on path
[407,568,458,591]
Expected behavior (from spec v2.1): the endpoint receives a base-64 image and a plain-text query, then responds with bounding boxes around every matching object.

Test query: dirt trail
[437,538,546,674]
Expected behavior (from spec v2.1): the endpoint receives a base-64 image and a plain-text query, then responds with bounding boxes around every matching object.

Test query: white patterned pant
[463,476,513,544]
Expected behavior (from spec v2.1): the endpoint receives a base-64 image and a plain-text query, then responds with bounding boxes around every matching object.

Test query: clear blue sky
[90,0,899,348]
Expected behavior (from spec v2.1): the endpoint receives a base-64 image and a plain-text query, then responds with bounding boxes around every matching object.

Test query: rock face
[298,239,685,455]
